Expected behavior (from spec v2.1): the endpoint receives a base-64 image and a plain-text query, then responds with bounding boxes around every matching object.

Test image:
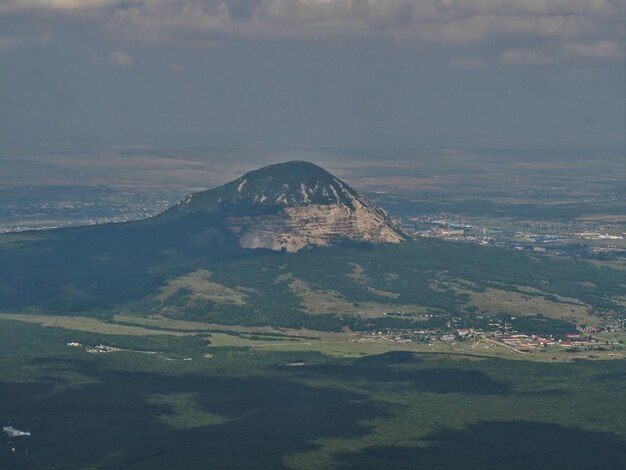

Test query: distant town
[394,212,625,260]
[0,190,181,233]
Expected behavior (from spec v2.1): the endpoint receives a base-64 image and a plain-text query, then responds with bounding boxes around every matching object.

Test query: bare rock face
[230,199,404,252]
[162,160,406,252]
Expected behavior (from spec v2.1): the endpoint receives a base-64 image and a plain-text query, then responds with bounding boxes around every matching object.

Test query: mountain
[156,161,406,252]
[0,160,622,334]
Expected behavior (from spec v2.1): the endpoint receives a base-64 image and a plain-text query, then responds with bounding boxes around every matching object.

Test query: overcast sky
[0,0,624,150]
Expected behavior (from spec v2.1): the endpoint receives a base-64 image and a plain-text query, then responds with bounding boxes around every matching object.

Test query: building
[3,426,30,437]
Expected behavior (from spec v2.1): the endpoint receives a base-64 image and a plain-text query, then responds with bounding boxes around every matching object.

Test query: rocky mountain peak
[161,161,406,252]
[226,160,358,209]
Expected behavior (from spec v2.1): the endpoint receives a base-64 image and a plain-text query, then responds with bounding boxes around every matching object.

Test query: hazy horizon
[1,1,624,151]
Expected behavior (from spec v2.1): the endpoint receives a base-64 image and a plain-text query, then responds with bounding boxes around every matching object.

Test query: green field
[2,313,622,362]
[1,164,624,468]
[1,319,625,469]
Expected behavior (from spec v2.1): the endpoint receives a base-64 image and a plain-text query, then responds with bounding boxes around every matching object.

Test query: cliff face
[230,200,404,252]
[161,160,406,252]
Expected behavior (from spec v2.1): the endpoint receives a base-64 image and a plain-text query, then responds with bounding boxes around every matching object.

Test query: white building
[3,426,30,437]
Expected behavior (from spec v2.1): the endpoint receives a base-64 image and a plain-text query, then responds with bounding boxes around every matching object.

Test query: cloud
[500,49,553,65]
[0,0,118,12]
[0,0,623,66]
[0,35,22,49]
[449,57,489,70]
[0,30,55,49]
[92,0,621,49]
[565,40,624,59]
[226,0,263,21]
[108,50,133,66]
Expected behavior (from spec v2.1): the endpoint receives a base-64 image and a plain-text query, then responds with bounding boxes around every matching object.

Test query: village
[352,322,623,355]
[67,342,121,353]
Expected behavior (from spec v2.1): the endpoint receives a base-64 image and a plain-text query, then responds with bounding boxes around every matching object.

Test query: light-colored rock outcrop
[229,200,404,252]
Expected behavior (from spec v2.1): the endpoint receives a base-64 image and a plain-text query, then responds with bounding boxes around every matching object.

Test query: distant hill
[154,160,406,252]
[0,161,623,333]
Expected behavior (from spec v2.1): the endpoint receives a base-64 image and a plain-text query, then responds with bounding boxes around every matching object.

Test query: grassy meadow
[0,318,624,469]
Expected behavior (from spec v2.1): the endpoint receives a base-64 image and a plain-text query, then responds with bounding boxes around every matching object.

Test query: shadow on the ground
[282,352,511,395]
[336,420,626,469]
[1,357,388,469]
